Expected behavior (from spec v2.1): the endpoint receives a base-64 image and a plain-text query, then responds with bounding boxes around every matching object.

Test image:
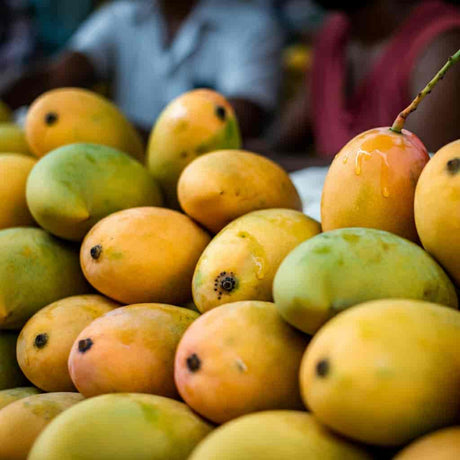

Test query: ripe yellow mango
[0,387,40,410]
[193,209,320,313]
[17,295,118,392]
[147,89,241,207]
[415,139,460,286]
[0,153,36,229]
[28,394,213,460]
[273,228,458,335]
[0,332,28,390]
[0,123,30,155]
[178,150,302,233]
[300,299,460,446]
[25,88,144,160]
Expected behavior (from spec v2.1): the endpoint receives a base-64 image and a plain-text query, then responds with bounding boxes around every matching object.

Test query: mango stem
[390,48,460,133]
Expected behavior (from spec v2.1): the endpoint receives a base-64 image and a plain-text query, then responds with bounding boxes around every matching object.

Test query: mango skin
[273,227,458,335]
[321,128,429,242]
[415,140,460,286]
[193,209,320,313]
[0,392,83,460]
[175,301,309,424]
[0,153,36,229]
[17,295,118,392]
[80,207,211,305]
[25,88,144,160]
[68,304,198,398]
[0,227,90,329]
[394,426,460,460]
[178,150,303,233]
[0,332,28,390]
[0,123,30,155]
[147,89,241,208]
[190,411,371,460]
[300,299,460,446]
[0,102,12,122]
[28,393,213,460]
[0,387,40,410]
[26,143,163,241]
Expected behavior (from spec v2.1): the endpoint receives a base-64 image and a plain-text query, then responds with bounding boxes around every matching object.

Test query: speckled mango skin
[394,426,460,460]
[68,304,198,398]
[193,209,320,313]
[147,89,241,208]
[0,123,30,155]
[0,153,36,230]
[190,411,372,460]
[25,88,144,160]
[0,228,90,329]
[0,387,40,410]
[273,228,458,335]
[174,301,309,424]
[0,392,83,460]
[415,139,460,286]
[17,295,118,392]
[0,332,28,390]
[28,393,213,460]
[178,150,303,233]
[300,300,460,447]
[80,207,211,305]
[321,128,429,242]
[26,143,163,241]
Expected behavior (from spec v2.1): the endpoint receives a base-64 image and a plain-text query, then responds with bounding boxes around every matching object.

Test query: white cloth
[68,0,283,129]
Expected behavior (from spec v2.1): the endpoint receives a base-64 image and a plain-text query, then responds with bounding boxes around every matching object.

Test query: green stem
[390,48,460,133]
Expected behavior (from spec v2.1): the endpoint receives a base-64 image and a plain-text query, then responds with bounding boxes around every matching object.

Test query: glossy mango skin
[190,411,372,460]
[193,209,320,313]
[178,150,303,233]
[147,89,241,208]
[415,139,460,286]
[273,228,458,335]
[28,394,213,460]
[0,153,36,229]
[68,304,198,398]
[17,295,118,392]
[300,300,460,447]
[80,207,211,305]
[321,127,429,242]
[0,123,30,155]
[0,332,28,390]
[175,301,309,424]
[25,88,144,160]
[0,387,41,410]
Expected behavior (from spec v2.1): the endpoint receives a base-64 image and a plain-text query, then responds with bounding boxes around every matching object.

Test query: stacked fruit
[0,51,458,460]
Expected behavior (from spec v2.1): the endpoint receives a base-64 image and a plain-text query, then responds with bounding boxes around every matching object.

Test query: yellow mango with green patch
[0,387,40,410]
[0,123,30,155]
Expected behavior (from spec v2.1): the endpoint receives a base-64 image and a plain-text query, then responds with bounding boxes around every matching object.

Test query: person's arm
[404,30,460,152]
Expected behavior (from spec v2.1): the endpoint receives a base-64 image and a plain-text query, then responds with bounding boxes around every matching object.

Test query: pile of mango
[0,87,459,460]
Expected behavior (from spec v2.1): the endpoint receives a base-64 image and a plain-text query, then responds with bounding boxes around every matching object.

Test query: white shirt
[68,0,283,129]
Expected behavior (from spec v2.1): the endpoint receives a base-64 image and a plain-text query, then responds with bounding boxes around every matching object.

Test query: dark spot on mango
[34,333,48,349]
[78,338,93,353]
[45,112,58,126]
[215,105,227,121]
[186,353,201,372]
[90,245,102,260]
[447,158,460,174]
[316,359,330,378]
[180,151,188,159]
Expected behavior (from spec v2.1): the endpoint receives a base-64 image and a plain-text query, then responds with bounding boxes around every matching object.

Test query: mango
[190,411,371,460]
[273,227,458,335]
[17,295,118,392]
[193,209,320,313]
[28,393,213,460]
[0,153,36,229]
[0,227,90,329]
[80,207,211,304]
[25,88,144,160]
[0,101,12,122]
[0,392,83,460]
[395,427,460,460]
[175,301,308,424]
[147,89,241,207]
[68,304,198,398]
[415,139,460,286]
[321,128,429,242]
[0,332,27,389]
[26,143,163,241]
[0,387,40,410]
[178,150,303,233]
[0,123,30,155]
[300,299,460,446]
